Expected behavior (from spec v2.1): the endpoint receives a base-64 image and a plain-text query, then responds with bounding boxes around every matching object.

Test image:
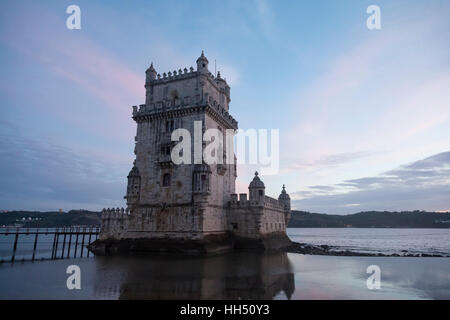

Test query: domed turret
[278,184,291,225]
[215,70,228,89]
[278,185,290,209]
[145,62,157,82]
[125,161,141,206]
[249,171,265,201]
[128,163,140,178]
[196,50,209,74]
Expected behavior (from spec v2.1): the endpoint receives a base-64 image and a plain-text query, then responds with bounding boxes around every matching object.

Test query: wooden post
[11,232,19,263]
[61,227,67,259]
[74,228,79,258]
[87,227,93,257]
[32,233,39,262]
[80,227,85,257]
[67,228,72,258]
[51,232,57,259]
[54,229,60,260]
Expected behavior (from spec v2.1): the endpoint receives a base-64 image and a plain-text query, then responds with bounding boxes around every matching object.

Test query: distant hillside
[288,210,450,228]
[0,210,101,227]
[2,209,450,229]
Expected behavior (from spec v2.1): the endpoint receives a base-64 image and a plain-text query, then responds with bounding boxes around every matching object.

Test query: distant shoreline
[1,209,450,229]
[288,210,450,228]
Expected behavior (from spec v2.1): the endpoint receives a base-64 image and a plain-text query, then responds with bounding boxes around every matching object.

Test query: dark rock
[89,232,292,256]
[285,242,449,258]
[88,234,233,256]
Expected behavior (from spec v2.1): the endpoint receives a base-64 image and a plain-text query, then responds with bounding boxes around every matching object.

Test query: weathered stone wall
[201,112,236,234]
[227,194,289,239]
[259,196,287,235]
[201,204,228,235]
[99,208,129,240]
[134,111,204,206]
[124,206,203,240]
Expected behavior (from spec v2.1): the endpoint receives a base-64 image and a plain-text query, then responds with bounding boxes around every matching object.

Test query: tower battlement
[144,51,231,112]
[229,194,285,210]
[146,65,227,87]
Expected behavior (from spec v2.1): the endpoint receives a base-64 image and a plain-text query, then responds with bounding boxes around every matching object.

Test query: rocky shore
[286,241,449,257]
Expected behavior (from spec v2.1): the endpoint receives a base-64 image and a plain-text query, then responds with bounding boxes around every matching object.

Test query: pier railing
[0,227,99,263]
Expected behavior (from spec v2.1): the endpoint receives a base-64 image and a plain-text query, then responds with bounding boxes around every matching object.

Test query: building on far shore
[89,52,291,255]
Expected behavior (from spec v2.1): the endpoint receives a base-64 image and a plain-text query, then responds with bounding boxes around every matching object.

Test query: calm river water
[0,228,449,299]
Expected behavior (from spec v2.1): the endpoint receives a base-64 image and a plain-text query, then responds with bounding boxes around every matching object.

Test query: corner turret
[278,184,291,225]
[249,171,265,203]
[125,160,141,207]
[145,62,157,82]
[196,50,209,74]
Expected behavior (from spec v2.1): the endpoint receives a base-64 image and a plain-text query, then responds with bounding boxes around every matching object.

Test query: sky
[0,0,449,214]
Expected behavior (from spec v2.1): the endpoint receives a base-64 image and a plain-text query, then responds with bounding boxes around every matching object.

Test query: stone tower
[92,52,292,255]
[127,51,237,242]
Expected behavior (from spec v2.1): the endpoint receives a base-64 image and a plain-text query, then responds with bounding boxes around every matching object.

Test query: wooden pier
[0,227,99,263]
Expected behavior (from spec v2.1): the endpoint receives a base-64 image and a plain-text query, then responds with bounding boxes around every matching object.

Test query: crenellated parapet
[229,193,285,211]
[264,195,286,211]
[146,66,197,85]
[229,193,261,208]
[101,207,130,219]
[145,67,229,99]
[99,207,130,240]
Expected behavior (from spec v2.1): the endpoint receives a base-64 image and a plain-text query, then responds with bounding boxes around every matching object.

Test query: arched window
[162,173,171,187]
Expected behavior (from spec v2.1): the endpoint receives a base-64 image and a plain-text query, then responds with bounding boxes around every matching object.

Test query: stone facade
[90,52,291,255]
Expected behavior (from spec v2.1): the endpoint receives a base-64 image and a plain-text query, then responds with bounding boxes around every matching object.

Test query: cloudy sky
[0,0,449,213]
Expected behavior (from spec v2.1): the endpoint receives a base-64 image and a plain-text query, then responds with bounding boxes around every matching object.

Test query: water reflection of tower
[93,252,295,300]
[224,252,294,300]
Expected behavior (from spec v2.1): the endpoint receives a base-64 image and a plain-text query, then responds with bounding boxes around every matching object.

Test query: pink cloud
[0,5,144,142]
